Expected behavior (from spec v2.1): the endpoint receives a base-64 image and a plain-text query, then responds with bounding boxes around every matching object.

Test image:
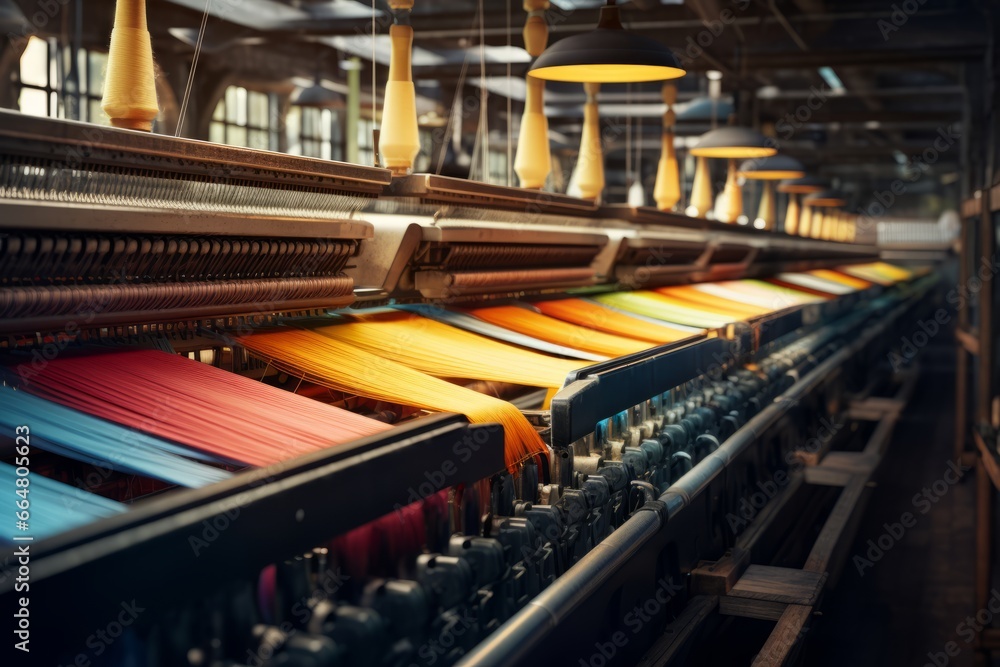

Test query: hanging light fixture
[777,175,825,235]
[777,175,826,194]
[292,81,345,108]
[292,49,345,109]
[803,190,844,239]
[689,127,776,223]
[528,0,685,83]
[804,189,846,207]
[737,155,805,180]
[689,127,776,159]
[738,155,805,231]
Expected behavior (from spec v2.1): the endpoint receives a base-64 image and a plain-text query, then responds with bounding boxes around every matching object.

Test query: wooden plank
[737,473,805,557]
[848,397,905,416]
[804,467,853,487]
[804,475,869,573]
[691,548,750,596]
[956,346,969,460]
[976,458,993,640]
[860,413,899,459]
[961,193,982,218]
[844,407,891,422]
[816,451,879,475]
[719,596,787,622]
[728,565,827,606]
[751,604,813,667]
[957,327,981,356]
[973,430,1000,492]
[636,596,718,667]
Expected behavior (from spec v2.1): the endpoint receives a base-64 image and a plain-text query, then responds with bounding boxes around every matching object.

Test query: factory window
[16,36,110,125]
[357,117,376,167]
[487,150,509,186]
[287,106,344,161]
[210,86,281,151]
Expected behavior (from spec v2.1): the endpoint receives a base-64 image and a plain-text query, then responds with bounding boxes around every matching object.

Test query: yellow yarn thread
[236,328,547,473]
[102,0,159,131]
[310,311,585,389]
[468,305,652,358]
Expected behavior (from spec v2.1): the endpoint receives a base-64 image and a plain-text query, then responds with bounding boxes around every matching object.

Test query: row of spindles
[98,0,857,240]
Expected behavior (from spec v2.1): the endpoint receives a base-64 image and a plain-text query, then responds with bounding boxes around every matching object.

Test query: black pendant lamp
[528,0,685,83]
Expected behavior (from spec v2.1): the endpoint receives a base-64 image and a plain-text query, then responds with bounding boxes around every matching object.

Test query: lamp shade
[804,189,846,207]
[737,154,805,180]
[689,127,776,159]
[528,3,685,83]
[777,175,826,194]
[292,84,345,109]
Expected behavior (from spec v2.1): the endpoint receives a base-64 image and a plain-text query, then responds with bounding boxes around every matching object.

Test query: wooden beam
[636,596,719,667]
[691,548,751,597]
[751,604,813,666]
[958,327,981,356]
[804,475,869,573]
[728,565,826,605]
[974,431,1000,492]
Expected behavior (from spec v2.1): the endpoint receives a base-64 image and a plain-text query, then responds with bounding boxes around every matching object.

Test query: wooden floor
[805,340,977,666]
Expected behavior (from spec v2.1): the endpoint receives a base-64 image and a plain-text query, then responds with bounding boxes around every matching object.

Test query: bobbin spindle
[102,0,159,131]
[690,157,712,217]
[784,193,800,235]
[515,76,551,189]
[576,82,604,201]
[380,0,420,174]
[523,0,550,57]
[653,83,680,211]
[720,159,742,223]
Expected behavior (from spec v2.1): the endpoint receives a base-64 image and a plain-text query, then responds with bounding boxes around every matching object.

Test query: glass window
[211,86,281,150]
[288,105,344,161]
[16,36,111,126]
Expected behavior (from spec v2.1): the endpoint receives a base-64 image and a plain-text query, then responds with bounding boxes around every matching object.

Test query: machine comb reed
[0,111,396,335]
[0,110,390,220]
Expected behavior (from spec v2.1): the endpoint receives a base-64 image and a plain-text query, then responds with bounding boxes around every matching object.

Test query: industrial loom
[0,106,937,666]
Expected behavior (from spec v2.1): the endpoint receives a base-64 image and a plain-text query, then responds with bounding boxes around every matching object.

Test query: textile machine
[0,109,937,667]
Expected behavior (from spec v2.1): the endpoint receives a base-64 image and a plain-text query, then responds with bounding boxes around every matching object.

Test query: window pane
[213,100,224,122]
[77,48,88,94]
[320,109,332,142]
[248,91,267,127]
[235,87,247,126]
[225,87,238,123]
[20,37,48,87]
[48,39,57,88]
[209,122,225,144]
[248,129,268,150]
[227,125,247,147]
[18,88,47,117]
[88,51,107,95]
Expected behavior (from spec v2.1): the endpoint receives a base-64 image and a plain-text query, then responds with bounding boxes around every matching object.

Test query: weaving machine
[0,105,934,666]
[0,1,938,662]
